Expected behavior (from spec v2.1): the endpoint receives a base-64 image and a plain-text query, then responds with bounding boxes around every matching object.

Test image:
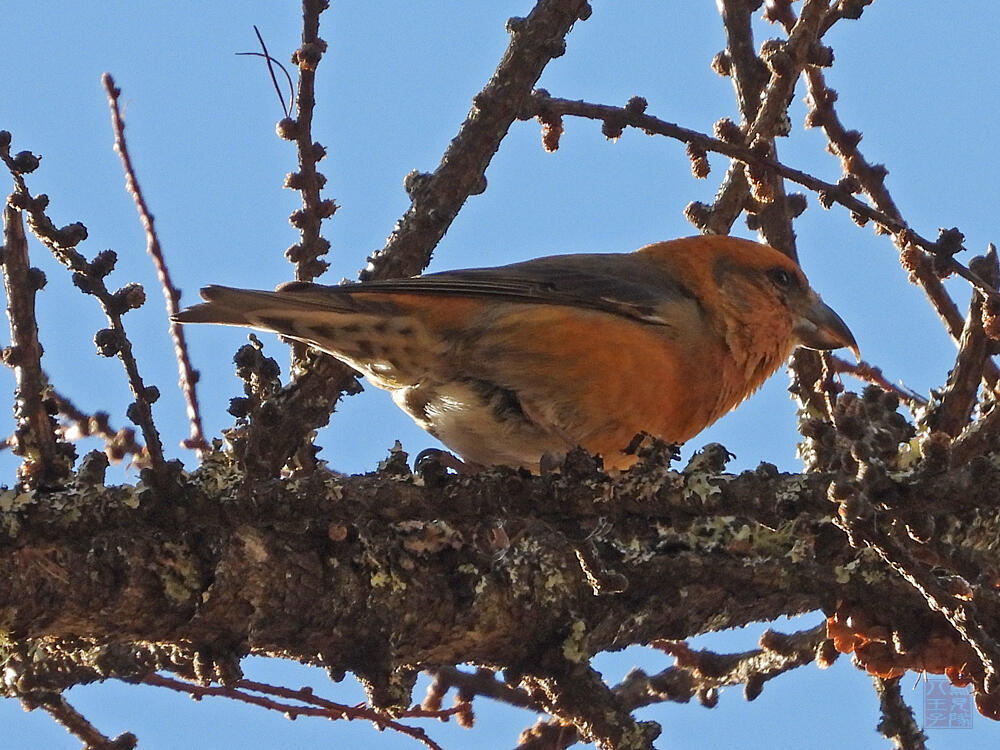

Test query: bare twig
[425,667,538,712]
[872,677,928,750]
[234,0,341,476]
[829,356,927,408]
[747,0,1000,412]
[712,1,828,419]
[30,692,137,750]
[1,199,71,487]
[795,33,1000,388]
[717,0,768,119]
[103,73,208,458]
[705,4,775,244]
[521,666,657,750]
[747,0,830,144]
[138,673,450,750]
[278,0,336,285]
[704,0,834,257]
[526,92,1000,311]
[234,677,465,722]
[644,624,829,707]
[819,0,875,35]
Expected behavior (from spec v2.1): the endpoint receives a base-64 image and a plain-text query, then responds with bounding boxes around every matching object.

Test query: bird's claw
[414,448,480,475]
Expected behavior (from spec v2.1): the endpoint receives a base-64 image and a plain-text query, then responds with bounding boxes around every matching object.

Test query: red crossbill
[174,236,857,471]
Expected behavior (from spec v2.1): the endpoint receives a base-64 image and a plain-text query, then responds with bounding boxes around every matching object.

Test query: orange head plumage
[174,236,857,471]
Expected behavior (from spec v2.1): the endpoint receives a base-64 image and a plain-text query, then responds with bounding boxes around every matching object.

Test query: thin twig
[746,0,830,143]
[242,25,293,117]
[744,0,830,256]
[0,131,167,481]
[103,73,208,459]
[3,139,169,478]
[520,666,656,750]
[710,0,797,252]
[819,0,875,35]
[235,677,465,723]
[704,0,833,257]
[925,248,997,436]
[138,673,448,750]
[829,356,928,408]
[718,0,768,120]
[31,692,137,750]
[425,667,538,712]
[711,1,830,422]
[791,21,1000,388]
[239,0,341,476]
[644,623,829,707]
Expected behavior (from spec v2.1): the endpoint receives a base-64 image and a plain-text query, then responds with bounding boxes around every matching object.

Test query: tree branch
[2,144,171,483]
[1,199,72,487]
[362,0,592,281]
[28,692,136,750]
[138,673,451,750]
[873,677,928,750]
[280,0,336,285]
[515,624,829,749]
[3,449,999,705]
[798,45,1000,387]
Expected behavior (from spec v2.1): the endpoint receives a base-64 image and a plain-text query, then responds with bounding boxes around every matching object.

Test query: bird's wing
[272,252,701,326]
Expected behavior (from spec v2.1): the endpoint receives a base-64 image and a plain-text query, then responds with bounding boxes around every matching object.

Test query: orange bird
[174,236,857,472]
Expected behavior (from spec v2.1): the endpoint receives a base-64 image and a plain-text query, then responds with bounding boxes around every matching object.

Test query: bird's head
[639,235,859,361]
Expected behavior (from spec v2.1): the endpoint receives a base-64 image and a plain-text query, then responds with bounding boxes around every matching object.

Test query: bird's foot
[414,448,481,475]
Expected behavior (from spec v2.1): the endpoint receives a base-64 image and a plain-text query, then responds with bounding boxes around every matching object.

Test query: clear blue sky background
[2,2,998,748]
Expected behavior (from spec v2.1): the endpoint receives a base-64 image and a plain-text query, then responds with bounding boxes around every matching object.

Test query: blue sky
[2,2,998,748]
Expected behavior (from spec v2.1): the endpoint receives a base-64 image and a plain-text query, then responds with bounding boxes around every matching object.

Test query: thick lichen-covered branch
[3,443,1000,741]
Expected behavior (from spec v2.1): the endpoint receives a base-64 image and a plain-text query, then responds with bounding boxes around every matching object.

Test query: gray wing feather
[278,252,698,325]
[174,253,699,328]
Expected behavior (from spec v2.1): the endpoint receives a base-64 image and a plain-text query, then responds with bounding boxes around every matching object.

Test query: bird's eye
[767,268,797,289]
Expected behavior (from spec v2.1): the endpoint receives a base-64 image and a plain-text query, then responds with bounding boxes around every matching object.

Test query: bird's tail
[172,285,281,326]
[171,283,395,358]
[173,283,358,331]
[173,284,427,383]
